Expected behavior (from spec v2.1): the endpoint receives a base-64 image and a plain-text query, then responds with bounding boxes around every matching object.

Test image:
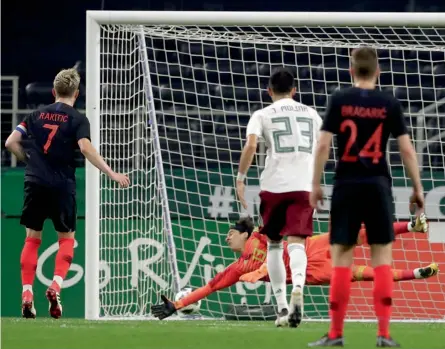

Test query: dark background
[2,0,444,170]
[2,0,444,90]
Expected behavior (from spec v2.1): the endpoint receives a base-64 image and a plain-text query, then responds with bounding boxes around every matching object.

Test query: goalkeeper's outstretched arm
[151,263,243,320]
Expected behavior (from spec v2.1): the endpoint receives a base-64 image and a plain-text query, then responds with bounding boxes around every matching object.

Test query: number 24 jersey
[322,87,408,182]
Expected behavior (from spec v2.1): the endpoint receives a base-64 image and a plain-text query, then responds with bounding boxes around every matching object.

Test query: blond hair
[53,68,80,98]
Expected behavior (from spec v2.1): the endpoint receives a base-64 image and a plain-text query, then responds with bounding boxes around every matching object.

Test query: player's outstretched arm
[5,130,27,162]
[78,138,130,188]
[151,262,243,320]
[151,295,176,320]
[239,263,268,283]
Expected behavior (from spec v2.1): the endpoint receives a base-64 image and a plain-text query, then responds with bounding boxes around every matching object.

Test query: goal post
[85,11,445,321]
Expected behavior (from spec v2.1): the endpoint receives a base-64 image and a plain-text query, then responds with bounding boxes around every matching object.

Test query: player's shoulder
[306,104,322,120]
[253,103,277,117]
[333,87,397,105]
[292,101,322,124]
[328,87,355,101]
[37,103,84,118]
[251,228,267,243]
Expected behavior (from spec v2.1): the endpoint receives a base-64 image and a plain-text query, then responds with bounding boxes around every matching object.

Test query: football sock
[373,265,393,338]
[328,267,352,339]
[392,269,416,281]
[20,237,42,289]
[352,265,373,281]
[267,241,288,311]
[353,266,416,281]
[287,243,307,291]
[53,238,75,292]
[393,222,410,235]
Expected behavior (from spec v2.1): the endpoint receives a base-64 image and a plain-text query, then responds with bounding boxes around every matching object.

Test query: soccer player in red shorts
[151,215,438,321]
[236,67,323,327]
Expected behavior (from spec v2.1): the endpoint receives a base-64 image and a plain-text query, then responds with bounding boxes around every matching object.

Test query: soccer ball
[175,288,201,315]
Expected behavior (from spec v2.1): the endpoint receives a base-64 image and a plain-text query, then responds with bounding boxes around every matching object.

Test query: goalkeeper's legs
[352,263,439,281]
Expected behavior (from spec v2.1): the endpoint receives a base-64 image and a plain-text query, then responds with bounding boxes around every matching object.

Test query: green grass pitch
[2,318,445,349]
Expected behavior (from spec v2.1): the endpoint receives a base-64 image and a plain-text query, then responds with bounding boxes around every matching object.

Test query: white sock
[23,285,33,293]
[413,268,422,279]
[287,243,307,292]
[53,275,63,288]
[267,241,288,312]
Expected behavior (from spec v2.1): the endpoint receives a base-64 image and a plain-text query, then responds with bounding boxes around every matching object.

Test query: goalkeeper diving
[151,215,438,322]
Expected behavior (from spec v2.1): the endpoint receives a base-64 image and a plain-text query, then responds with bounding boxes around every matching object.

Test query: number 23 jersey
[16,102,90,193]
[322,87,408,181]
[246,98,323,193]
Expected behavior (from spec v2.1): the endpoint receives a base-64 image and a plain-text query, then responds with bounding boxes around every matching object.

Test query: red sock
[20,237,42,287]
[392,269,415,281]
[328,267,352,339]
[53,238,75,292]
[393,222,409,236]
[373,265,393,338]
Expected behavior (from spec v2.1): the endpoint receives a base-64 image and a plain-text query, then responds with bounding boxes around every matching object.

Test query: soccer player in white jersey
[236,67,323,327]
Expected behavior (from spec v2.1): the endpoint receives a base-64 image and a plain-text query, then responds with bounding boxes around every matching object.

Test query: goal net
[85,11,445,321]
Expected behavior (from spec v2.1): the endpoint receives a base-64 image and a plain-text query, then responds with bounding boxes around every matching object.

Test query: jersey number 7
[340,120,383,164]
[43,124,60,154]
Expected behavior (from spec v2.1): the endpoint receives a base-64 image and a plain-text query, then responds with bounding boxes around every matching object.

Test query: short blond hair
[53,68,80,98]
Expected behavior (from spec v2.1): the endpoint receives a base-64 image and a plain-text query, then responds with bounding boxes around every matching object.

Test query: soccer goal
[85,11,445,321]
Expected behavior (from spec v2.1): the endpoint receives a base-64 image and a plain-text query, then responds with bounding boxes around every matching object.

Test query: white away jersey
[246,98,323,193]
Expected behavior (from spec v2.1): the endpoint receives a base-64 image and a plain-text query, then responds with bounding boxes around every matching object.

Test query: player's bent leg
[21,228,42,319]
[46,231,75,319]
[416,263,439,279]
[391,263,439,281]
[52,231,75,293]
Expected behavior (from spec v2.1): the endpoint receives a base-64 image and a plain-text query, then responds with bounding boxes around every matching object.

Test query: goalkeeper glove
[151,295,177,320]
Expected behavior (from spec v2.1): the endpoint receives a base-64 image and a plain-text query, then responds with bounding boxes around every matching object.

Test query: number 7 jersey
[16,102,91,193]
[246,98,323,193]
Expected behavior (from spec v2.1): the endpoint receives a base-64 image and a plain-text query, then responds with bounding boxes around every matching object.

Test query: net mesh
[96,23,445,320]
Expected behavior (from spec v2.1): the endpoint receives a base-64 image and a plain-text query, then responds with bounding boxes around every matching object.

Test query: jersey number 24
[271,117,314,154]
